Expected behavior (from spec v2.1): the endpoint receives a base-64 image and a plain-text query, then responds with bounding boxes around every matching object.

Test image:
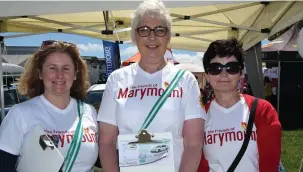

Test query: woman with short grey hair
[98,1,206,172]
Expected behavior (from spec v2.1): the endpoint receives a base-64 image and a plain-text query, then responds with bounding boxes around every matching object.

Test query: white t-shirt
[97,62,206,171]
[0,95,98,172]
[203,96,258,172]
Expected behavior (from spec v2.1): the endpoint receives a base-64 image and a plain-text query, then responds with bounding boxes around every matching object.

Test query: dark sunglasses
[41,40,76,49]
[207,62,242,75]
[136,25,169,37]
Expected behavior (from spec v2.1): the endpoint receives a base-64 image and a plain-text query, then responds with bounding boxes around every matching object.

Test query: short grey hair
[131,0,172,44]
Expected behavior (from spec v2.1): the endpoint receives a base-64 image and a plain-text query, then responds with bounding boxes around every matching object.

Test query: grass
[281,130,303,172]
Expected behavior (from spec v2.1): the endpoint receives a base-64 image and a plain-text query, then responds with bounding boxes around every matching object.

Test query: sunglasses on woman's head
[207,62,242,75]
[40,40,76,49]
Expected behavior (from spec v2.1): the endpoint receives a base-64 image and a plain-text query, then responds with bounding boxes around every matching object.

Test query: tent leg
[0,40,5,122]
[244,42,264,98]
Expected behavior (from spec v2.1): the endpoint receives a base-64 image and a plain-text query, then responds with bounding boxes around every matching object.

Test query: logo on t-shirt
[44,128,98,148]
[241,122,247,130]
[164,81,169,88]
[204,127,257,146]
[117,83,183,99]
[84,127,89,133]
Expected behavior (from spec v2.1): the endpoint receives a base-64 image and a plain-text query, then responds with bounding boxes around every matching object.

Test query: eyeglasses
[41,40,76,49]
[207,62,242,75]
[136,26,169,37]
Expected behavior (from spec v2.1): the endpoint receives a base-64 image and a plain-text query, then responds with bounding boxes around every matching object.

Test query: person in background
[198,38,281,172]
[97,0,206,172]
[242,82,253,96]
[0,41,98,172]
[264,76,273,103]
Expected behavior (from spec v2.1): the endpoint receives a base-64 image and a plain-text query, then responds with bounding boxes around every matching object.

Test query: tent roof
[262,24,302,52]
[1,1,303,52]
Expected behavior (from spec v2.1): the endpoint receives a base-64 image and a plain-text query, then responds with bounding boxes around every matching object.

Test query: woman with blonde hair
[0,41,98,172]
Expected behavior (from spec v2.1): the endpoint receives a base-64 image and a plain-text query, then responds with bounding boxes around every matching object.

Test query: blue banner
[103,40,121,77]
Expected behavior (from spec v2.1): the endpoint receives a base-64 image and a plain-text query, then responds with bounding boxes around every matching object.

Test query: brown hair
[18,41,89,100]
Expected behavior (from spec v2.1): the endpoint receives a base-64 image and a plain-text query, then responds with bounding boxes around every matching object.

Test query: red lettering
[140,88,147,99]
[225,132,236,142]
[207,135,213,144]
[213,133,218,144]
[59,135,65,147]
[172,90,180,97]
[134,89,139,97]
[91,133,96,142]
[82,135,86,142]
[66,134,73,144]
[236,131,244,140]
[118,88,128,99]
[251,131,257,141]
[180,87,183,97]
[128,90,134,97]
[147,88,158,96]
[158,88,164,96]
[219,133,224,146]
[85,134,94,142]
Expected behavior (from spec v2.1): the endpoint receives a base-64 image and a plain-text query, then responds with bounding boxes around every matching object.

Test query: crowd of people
[0,0,282,172]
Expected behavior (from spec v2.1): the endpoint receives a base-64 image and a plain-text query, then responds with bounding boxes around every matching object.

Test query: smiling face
[135,15,170,64]
[40,52,76,98]
[207,55,242,93]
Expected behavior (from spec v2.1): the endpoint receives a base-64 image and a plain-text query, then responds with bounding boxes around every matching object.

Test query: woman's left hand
[179,118,205,172]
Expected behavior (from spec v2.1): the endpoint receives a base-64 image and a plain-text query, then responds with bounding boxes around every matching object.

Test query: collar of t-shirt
[212,96,246,114]
[133,62,174,78]
[40,95,76,115]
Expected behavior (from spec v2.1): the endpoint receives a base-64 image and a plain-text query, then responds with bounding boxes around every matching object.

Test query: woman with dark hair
[0,41,98,172]
[198,38,281,172]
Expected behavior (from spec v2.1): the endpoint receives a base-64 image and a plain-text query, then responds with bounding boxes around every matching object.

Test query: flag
[102,40,121,77]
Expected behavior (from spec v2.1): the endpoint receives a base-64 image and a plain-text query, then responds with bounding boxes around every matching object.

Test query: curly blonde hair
[18,41,89,100]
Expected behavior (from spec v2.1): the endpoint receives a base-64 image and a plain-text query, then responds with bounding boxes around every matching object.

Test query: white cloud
[120,46,138,56]
[77,43,104,52]
[173,52,204,65]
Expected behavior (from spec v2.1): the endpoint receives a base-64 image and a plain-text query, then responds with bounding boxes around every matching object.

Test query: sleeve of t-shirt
[0,106,26,155]
[255,101,281,172]
[183,71,207,120]
[198,152,209,172]
[97,72,117,126]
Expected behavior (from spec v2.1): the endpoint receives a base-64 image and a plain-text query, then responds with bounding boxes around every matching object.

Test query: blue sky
[1,32,269,65]
[1,32,201,64]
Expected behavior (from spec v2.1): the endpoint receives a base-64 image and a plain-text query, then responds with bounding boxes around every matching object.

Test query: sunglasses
[136,25,169,37]
[207,62,242,75]
[41,40,76,49]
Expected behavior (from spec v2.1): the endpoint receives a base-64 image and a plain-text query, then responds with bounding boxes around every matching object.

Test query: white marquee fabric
[0,1,302,52]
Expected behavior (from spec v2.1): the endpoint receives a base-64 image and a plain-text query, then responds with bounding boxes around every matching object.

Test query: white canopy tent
[1,1,303,121]
[1,1,303,51]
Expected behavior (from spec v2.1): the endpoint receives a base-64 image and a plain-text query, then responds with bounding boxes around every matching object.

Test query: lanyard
[139,69,185,131]
[63,100,84,172]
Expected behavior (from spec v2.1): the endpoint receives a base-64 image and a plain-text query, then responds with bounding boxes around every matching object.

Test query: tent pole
[0,38,5,122]
[109,11,121,42]
[103,11,109,31]
[277,52,281,115]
